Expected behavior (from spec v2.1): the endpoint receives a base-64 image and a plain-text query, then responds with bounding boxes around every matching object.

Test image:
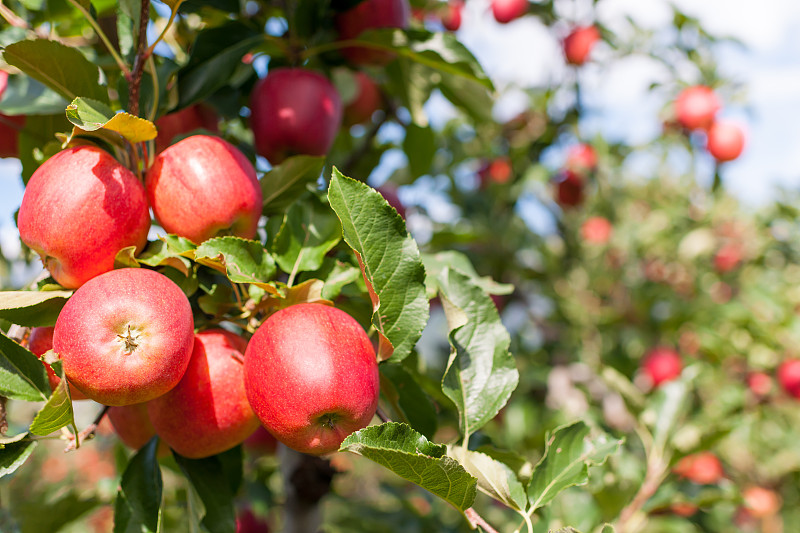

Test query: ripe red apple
[378,184,406,218]
[250,68,343,164]
[244,425,278,456]
[18,146,150,289]
[237,507,270,533]
[244,303,379,456]
[0,71,25,159]
[566,143,598,175]
[336,0,410,65]
[154,104,219,154]
[146,135,262,244]
[641,347,682,387]
[674,86,720,131]
[107,403,169,456]
[491,0,527,23]
[673,452,724,484]
[149,329,259,458]
[28,326,88,400]
[563,25,601,65]
[714,243,742,273]
[706,120,746,162]
[747,372,772,397]
[485,157,513,185]
[742,486,781,518]
[581,216,612,244]
[53,268,194,406]
[778,359,800,399]
[343,72,383,126]
[554,170,584,207]
[441,0,463,31]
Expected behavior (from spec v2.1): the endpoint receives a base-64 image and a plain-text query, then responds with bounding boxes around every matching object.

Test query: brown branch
[127,0,151,117]
[64,405,109,452]
[616,458,669,532]
[465,508,500,533]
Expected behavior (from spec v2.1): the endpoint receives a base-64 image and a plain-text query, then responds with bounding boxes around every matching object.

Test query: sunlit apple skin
[673,452,724,484]
[642,347,682,387]
[336,0,410,65]
[675,86,719,131]
[0,71,25,159]
[244,303,379,456]
[154,104,219,154]
[28,326,88,400]
[491,0,527,23]
[18,146,150,289]
[53,268,194,406]
[343,72,383,126]
[441,0,463,31]
[250,68,343,164]
[563,25,600,65]
[778,359,800,399]
[706,120,745,162]
[146,135,261,244]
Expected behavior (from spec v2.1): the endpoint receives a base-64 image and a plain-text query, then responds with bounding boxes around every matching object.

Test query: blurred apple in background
[581,216,612,244]
[641,347,682,388]
[673,452,725,484]
[491,0,527,24]
[336,0,410,65]
[566,143,598,175]
[0,71,26,159]
[441,0,463,31]
[563,25,600,65]
[343,72,383,126]
[28,326,88,400]
[554,170,584,208]
[777,359,800,399]
[706,120,746,162]
[154,104,219,154]
[674,85,720,131]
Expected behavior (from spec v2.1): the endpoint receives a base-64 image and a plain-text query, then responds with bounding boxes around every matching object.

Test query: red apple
[706,120,745,162]
[673,452,724,484]
[250,68,343,164]
[581,216,612,244]
[441,0,463,31]
[28,326,88,400]
[491,0,527,23]
[244,425,278,456]
[149,329,260,458]
[244,303,379,456]
[742,486,781,518]
[146,135,262,244]
[566,143,598,175]
[670,502,697,517]
[714,243,742,273]
[641,347,682,387]
[563,25,601,65]
[343,72,383,126]
[107,403,169,457]
[554,170,584,207]
[747,372,772,397]
[0,71,25,159]
[18,146,151,289]
[154,104,219,154]
[674,86,720,131]
[778,359,800,399]
[378,184,406,218]
[237,507,270,533]
[484,157,513,184]
[336,0,410,65]
[53,268,194,406]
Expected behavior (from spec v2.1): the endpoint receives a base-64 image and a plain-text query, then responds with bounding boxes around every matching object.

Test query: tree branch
[127,0,151,117]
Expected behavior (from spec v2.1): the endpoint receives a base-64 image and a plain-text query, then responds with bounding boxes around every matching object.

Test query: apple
[641,347,682,387]
[0,71,25,159]
[581,216,612,244]
[237,507,270,533]
[28,326,88,400]
[554,170,584,207]
[53,268,194,406]
[706,120,745,162]
[674,86,720,131]
[377,184,406,218]
[244,303,379,456]
[146,135,262,244]
[250,68,343,164]
[479,157,513,185]
[670,502,697,517]
[566,143,598,175]
[343,72,383,126]
[441,0,463,31]
[154,104,219,154]
[563,25,601,66]
[107,403,170,457]
[336,0,410,66]
[747,372,772,397]
[148,329,259,458]
[244,425,278,456]
[778,359,800,399]
[18,146,151,289]
[673,452,724,484]
[742,486,781,518]
[714,243,742,273]
[491,0,527,24]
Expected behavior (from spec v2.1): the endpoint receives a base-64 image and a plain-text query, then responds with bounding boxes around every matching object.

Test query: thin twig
[0,2,28,29]
[63,405,110,452]
[127,0,151,117]
[465,508,500,533]
[144,0,185,57]
[375,405,390,423]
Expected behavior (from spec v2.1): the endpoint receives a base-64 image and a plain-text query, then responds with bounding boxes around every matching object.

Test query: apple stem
[117,325,140,353]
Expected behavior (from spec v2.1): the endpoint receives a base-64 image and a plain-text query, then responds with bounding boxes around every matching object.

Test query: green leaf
[437,74,494,123]
[174,453,236,533]
[0,74,68,115]
[114,437,163,533]
[261,155,325,215]
[315,259,362,301]
[380,363,437,439]
[448,446,528,511]
[29,373,74,436]
[3,39,109,103]
[402,123,435,178]
[0,330,50,401]
[527,422,623,512]
[66,97,157,142]
[193,236,277,286]
[327,169,429,362]
[340,422,477,512]
[648,378,694,451]
[13,491,99,533]
[0,439,37,479]
[272,195,342,275]
[437,268,518,438]
[0,290,72,327]
[136,237,194,276]
[422,251,514,299]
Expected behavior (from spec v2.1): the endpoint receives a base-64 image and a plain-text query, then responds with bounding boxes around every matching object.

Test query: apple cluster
[672,85,747,162]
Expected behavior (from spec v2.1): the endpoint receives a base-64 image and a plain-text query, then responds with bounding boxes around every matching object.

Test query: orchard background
[0,0,798,532]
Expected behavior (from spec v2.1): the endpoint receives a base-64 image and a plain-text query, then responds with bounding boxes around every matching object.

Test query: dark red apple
[244,303,379,456]
[146,135,262,244]
[237,507,270,533]
[343,72,383,126]
[154,104,219,154]
[377,184,406,218]
[581,216,612,244]
[778,359,800,399]
[563,25,600,65]
[0,71,25,159]
[53,268,195,406]
[641,347,682,387]
[18,146,151,288]
[554,170,584,207]
[441,0,463,31]
[673,452,724,484]
[491,0,527,23]
[149,329,260,458]
[336,0,411,65]
[706,120,745,162]
[674,86,720,131]
[28,326,88,400]
[250,68,343,164]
